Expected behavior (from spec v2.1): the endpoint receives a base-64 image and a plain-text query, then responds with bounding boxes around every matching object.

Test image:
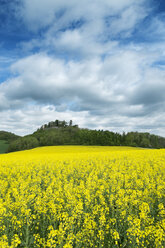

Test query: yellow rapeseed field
[0,146,164,247]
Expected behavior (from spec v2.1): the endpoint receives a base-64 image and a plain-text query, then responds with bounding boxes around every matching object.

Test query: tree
[55,120,59,127]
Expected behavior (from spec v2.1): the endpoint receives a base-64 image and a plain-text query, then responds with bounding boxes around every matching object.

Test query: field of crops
[0,146,164,247]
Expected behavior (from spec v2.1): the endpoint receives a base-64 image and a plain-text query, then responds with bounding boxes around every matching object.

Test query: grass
[0,140,9,153]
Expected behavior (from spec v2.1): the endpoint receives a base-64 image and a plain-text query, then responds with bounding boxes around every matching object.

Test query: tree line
[0,131,20,142]
[6,121,165,152]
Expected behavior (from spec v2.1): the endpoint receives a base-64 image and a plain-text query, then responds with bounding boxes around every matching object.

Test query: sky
[0,0,165,136]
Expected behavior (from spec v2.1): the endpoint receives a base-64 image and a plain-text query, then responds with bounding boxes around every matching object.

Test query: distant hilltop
[40,120,78,130]
[1,120,165,153]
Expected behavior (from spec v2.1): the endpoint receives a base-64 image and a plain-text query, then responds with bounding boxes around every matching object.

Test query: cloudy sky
[0,0,165,136]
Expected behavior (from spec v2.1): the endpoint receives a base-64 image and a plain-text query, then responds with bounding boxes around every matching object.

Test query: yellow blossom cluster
[0,146,164,247]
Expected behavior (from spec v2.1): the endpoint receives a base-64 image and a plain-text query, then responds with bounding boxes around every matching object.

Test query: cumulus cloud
[0,51,143,110]
[1,104,165,137]
[0,47,165,135]
[0,105,89,136]
[19,0,142,31]
[0,0,165,136]
[130,68,165,105]
[18,0,148,58]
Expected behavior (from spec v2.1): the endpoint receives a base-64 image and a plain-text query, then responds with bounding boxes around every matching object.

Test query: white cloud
[18,0,148,59]
[144,15,165,42]
[0,103,165,137]
[0,47,165,136]
[0,52,142,108]
[20,0,141,31]
[0,105,89,136]
[109,4,148,37]
[1,0,165,137]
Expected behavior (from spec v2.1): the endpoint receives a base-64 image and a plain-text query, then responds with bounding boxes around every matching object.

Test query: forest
[6,120,165,152]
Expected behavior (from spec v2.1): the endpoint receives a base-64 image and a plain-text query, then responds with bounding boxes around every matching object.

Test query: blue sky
[0,0,165,136]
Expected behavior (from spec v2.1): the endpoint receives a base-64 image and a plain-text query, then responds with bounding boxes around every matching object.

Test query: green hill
[0,131,20,142]
[0,140,9,154]
[6,120,165,152]
[0,131,20,153]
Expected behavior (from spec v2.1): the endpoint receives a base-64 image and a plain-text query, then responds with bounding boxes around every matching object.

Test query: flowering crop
[0,146,164,247]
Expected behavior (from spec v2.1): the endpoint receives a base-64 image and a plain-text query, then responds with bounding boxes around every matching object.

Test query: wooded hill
[0,131,20,142]
[0,131,20,153]
[5,120,165,152]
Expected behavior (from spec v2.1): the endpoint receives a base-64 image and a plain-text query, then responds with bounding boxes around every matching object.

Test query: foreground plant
[0,146,164,247]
